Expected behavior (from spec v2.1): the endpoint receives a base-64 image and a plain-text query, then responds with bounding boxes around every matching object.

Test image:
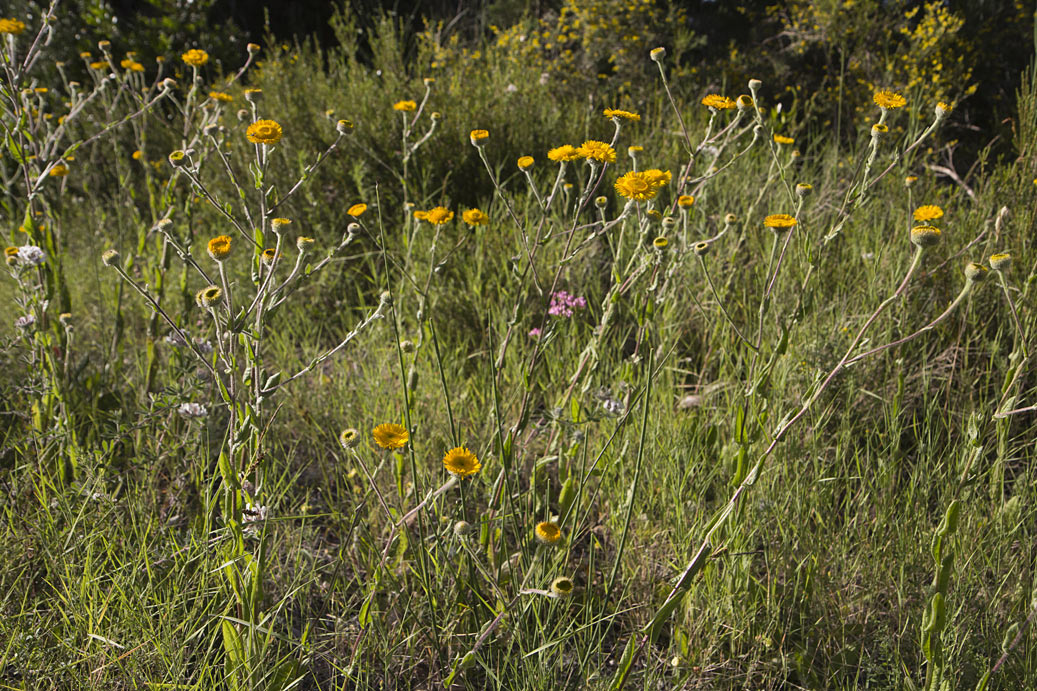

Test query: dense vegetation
[2,2,1037,689]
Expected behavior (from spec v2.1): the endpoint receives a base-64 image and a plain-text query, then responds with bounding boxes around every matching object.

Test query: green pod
[558,475,577,520]
[930,593,947,633]
[943,500,960,536]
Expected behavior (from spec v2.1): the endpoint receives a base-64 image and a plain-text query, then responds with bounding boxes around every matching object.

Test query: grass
[2,5,1037,690]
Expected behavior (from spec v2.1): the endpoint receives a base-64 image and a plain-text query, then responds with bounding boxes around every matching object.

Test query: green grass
[2,7,1037,691]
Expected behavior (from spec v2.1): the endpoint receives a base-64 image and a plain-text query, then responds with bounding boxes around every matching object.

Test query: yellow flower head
[393,100,417,112]
[246,119,282,145]
[426,206,454,225]
[207,235,232,261]
[209,91,233,103]
[736,94,754,109]
[935,101,952,118]
[763,214,797,230]
[347,203,368,218]
[271,218,292,231]
[627,145,643,156]
[872,123,889,135]
[548,145,582,162]
[577,140,616,164]
[873,90,906,110]
[642,169,671,188]
[413,210,429,221]
[603,108,640,122]
[773,134,795,145]
[49,164,69,177]
[89,60,109,70]
[462,208,489,226]
[0,18,27,35]
[910,225,941,248]
[470,129,489,146]
[443,446,481,477]
[261,248,277,265]
[701,94,736,110]
[181,49,209,67]
[517,155,534,170]
[677,195,695,208]
[614,171,656,202]
[989,252,1012,271]
[195,285,223,309]
[913,205,943,222]
[550,576,574,597]
[905,175,918,187]
[296,236,315,252]
[120,58,144,72]
[373,423,409,450]
[534,521,562,545]
[653,236,668,249]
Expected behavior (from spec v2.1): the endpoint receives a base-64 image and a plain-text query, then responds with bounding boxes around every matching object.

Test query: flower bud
[247,43,261,55]
[964,261,988,283]
[910,225,941,249]
[101,249,120,267]
[989,252,1012,271]
[453,520,472,537]
[748,78,762,91]
[336,119,354,135]
[795,182,812,197]
[399,339,416,353]
[661,216,676,231]
[550,576,574,598]
[594,196,608,210]
[649,47,666,63]
[693,241,710,256]
[339,428,359,449]
[296,236,315,252]
[168,150,187,167]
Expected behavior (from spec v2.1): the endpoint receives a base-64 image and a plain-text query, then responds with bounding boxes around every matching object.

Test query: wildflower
[470,129,489,146]
[905,175,918,188]
[550,576,574,598]
[181,49,209,67]
[160,78,177,91]
[120,58,144,72]
[913,205,943,222]
[653,236,668,249]
[4,247,18,266]
[594,196,608,209]
[517,155,534,170]
[97,40,111,51]
[677,195,695,208]
[336,119,354,135]
[17,245,46,266]
[426,206,454,224]
[49,164,69,177]
[261,248,277,265]
[101,249,120,267]
[339,428,360,449]
[871,123,888,137]
[372,423,409,450]
[693,241,711,256]
[178,402,207,418]
[548,145,582,162]
[296,236,315,252]
[763,214,797,230]
[14,314,35,330]
[577,140,616,164]
[964,262,988,283]
[0,18,27,35]
[399,340,416,353]
[748,78,762,90]
[643,169,671,187]
[244,88,262,102]
[168,150,187,167]
[649,47,666,62]
[701,94,736,110]
[58,313,72,327]
[195,285,223,309]
[935,101,951,119]
[534,521,562,545]
[347,203,367,218]
[627,145,643,159]
[736,94,753,110]
[989,253,1012,271]
[725,213,738,224]
[209,91,232,102]
[130,150,144,162]
[873,90,907,110]
[392,100,417,112]
[247,43,260,54]
[549,291,587,318]
[604,108,640,122]
[795,183,812,197]
[614,171,657,202]
[443,446,481,477]
[661,216,676,231]
[909,225,941,248]
[453,520,472,537]
[246,119,283,145]
[773,134,794,145]
[528,327,542,339]
[89,60,109,70]
[271,218,292,232]
[207,235,232,261]
[413,210,429,221]
[462,208,489,226]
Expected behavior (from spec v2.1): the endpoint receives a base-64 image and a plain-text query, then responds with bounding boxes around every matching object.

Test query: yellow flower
[261,248,277,265]
[0,18,27,35]
[913,205,943,222]
[905,175,918,187]
[989,253,1012,271]
[677,195,695,208]
[550,576,574,597]
[534,521,562,545]
[627,145,643,156]
[89,61,109,70]
[426,206,454,224]
[119,58,143,71]
[462,208,489,226]
[603,108,640,121]
[393,100,417,112]
[195,285,223,309]
[653,236,668,249]
[181,49,209,67]
[443,446,481,477]
[296,236,315,252]
[548,144,582,162]
[701,94,735,110]
[517,155,534,170]
[614,171,656,202]
[763,214,797,229]
[347,203,367,218]
[271,218,292,231]
[209,91,233,102]
[935,101,951,118]
[773,134,794,145]
[372,423,409,450]
[470,129,489,146]
[873,90,906,109]
[207,235,232,261]
[872,123,888,134]
[642,169,671,188]
[49,164,69,177]
[736,94,754,109]
[132,150,144,160]
[577,140,616,164]
[413,210,429,221]
[246,119,282,145]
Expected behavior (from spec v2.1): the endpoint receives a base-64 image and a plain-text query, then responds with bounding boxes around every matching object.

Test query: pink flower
[528,327,542,338]
[548,291,587,318]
